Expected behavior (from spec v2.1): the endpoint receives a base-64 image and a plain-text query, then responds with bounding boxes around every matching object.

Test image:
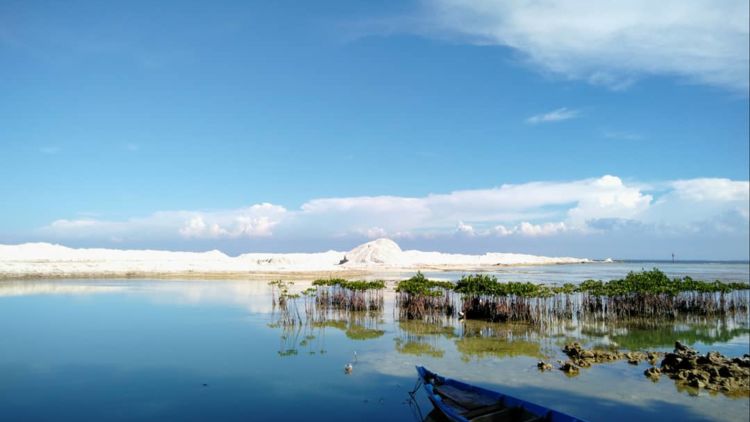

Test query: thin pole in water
[672,253,675,263]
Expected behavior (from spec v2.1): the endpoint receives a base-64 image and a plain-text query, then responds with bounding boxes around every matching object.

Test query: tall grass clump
[396,271,455,320]
[578,269,750,321]
[312,278,385,312]
[268,280,302,325]
[453,269,749,324]
[454,274,575,324]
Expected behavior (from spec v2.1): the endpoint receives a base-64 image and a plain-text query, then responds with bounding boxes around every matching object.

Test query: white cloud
[45,204,286,241]
[37,176,748,245]
[671,178,749,202]
[526,107,580,124]
[414,0,749,92]
[492,221,569,237]
[362,227,388,239]
[456,221,475,236]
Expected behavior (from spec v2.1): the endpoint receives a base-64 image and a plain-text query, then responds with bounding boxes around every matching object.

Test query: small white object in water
[345,363,353,373]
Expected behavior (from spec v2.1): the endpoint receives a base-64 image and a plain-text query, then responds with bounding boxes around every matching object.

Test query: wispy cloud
[409,0,749,92]
[526,108,580,124]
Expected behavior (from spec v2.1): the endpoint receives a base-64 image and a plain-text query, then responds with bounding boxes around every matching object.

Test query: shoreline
[0,239,591,281]
[0,261,591,282]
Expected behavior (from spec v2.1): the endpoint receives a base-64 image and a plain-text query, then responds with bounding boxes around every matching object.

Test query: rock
[706,351,724,364]
[675,370,689,380]
[657,343,750,396]
[537,361,553,371]
[644,367,661,379]
[560,361,580,374]
[689,378,705,389]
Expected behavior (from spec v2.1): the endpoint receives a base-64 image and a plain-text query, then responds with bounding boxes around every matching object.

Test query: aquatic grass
[456,321,544,361]
[577,270,750,320]
[395,272,455,320]
[393,320,454,358]
[268,280,303,325]
[312,278,385,312]
[453,269,750,324]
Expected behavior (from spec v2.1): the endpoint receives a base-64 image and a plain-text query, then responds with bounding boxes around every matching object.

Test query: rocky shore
[537,341,749,396]
[651,341,750,395]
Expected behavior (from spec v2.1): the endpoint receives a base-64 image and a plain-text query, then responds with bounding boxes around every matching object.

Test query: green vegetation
[396,271,454,296]
[311,278,385,312]
[395,272,455,320]
[455,336,542,362]
[273,269,749,327]
[578,269,749,296]
[452,269,749,324]
[394,338,445,358]
[345,324,385,340]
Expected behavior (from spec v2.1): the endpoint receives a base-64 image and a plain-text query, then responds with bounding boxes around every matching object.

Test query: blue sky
[1,0,748,259]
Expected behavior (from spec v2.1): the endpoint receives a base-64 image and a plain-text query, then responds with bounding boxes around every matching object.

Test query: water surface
[0,274,748,421]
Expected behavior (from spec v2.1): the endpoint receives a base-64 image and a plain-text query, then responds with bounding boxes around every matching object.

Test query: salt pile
[0,238,588,278]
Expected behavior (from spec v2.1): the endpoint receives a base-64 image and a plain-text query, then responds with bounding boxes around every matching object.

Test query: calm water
[394,261,750,284]
[1,263,749,421]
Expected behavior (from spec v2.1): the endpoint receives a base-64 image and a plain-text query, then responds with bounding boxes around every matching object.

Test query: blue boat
[416,367,587,422]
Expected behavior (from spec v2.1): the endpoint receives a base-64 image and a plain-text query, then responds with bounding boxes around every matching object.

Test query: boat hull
[416,366,586,422]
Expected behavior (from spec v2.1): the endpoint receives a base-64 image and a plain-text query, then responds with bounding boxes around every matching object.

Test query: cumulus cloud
[175,203,285,239]
[526,108,580,124]
[412,0,749,92]
[35,176,748,248]
[493,222,569,237]
[456,221,475,236]
[44,204,286,242]
[670,178,749,202]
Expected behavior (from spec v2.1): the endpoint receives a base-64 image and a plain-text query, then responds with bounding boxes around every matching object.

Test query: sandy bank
[0,238,589,280]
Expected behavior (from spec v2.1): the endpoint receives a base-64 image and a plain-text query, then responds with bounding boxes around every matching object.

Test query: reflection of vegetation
[456,320,543,361]
[393,319,455,359]
[312,320,347,330]
[268,299,386,357]
[581,319,750,350]
[310,312,385,340]
[395,338,444,358]
[398,320,456,338]
[456,336,542,361]
[345,324,385,340]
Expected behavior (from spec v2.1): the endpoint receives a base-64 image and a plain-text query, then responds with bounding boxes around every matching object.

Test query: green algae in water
[345,324,385,340]
[394,338,445,358]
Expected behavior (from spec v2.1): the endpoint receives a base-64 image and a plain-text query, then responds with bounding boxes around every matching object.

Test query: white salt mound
[342,238,403,266]
[0,238,588,277]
